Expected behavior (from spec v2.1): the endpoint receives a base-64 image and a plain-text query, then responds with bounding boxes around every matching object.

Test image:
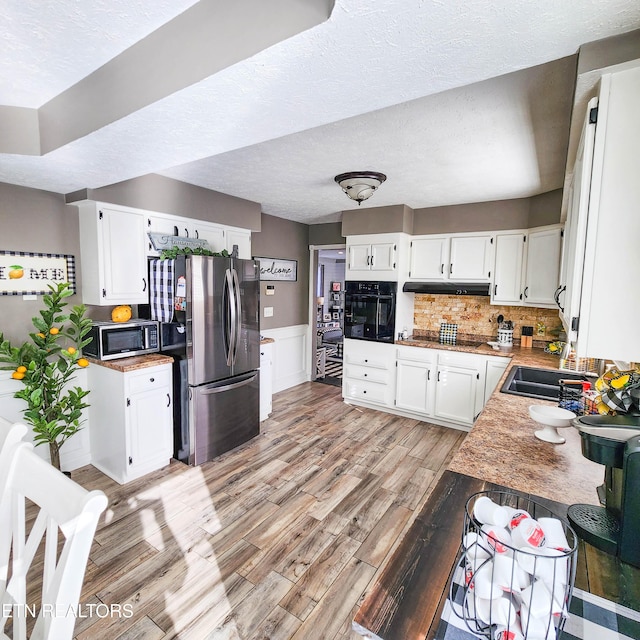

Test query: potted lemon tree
[0,282,93,471]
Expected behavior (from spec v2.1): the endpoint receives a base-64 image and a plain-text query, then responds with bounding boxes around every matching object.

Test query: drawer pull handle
[166,393,171,407]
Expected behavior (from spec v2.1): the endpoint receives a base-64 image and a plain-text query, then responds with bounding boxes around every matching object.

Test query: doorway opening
[311,246,346,387]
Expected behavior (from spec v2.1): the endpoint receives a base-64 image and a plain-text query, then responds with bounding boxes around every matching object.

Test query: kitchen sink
[500,365,586,401]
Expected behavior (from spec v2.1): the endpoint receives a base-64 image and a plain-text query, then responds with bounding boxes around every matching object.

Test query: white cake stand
[529,405,577,444]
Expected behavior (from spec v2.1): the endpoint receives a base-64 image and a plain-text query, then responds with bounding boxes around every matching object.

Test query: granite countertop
[260,337,275,344]
[447,345,602,506]
[86,353,174,373]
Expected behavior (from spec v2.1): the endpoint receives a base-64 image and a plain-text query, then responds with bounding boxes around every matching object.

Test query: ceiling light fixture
[334,171,386,205]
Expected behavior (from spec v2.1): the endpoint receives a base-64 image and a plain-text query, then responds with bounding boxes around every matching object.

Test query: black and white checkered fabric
[149,258,175,322]
[434,563,640,640]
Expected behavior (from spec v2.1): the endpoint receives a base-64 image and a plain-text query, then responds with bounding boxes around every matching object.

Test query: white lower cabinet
[343,340,396,408]
[260,342,273,421]
[344,342,492,429]
[395,347,435,415]
[88,362,172,484]
[484,357,510,404]
[434,351,484,426]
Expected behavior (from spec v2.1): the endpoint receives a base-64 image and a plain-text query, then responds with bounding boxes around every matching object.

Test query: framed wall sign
[331,281,341,292]
[0,251,76,295]
[254,256,297,282]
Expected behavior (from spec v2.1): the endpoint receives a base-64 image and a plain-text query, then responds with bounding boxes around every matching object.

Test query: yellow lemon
[67,346,77,355]
[77,358,89,368]
[611,374,630,390]
[11,371,24,380]
[16,365,27,373]
[49,327,60,335]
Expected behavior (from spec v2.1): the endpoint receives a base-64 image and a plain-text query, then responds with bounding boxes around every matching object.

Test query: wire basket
[449,490,578,639]
[558,380,598,416]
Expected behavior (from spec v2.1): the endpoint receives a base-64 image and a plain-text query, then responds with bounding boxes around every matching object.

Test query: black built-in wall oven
[344,281,397,343]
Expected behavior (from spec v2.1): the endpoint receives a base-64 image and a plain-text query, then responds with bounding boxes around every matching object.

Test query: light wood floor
[71,382,465,640]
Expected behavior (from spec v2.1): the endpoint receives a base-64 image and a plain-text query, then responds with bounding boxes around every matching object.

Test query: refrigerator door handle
[231,267,242,365]
[224,268,237,366]
[199,371,258,394]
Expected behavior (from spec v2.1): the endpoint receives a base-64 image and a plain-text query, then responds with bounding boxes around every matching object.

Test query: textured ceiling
[1,0,640,224]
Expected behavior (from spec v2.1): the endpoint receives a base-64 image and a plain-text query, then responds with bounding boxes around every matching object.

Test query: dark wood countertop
[353,470,640,639]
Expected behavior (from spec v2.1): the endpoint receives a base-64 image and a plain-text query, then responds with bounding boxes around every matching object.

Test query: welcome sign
[0,251,76,295]
[254,257,297,282]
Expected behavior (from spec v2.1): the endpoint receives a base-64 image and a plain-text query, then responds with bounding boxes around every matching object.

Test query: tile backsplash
[412,294,563,341]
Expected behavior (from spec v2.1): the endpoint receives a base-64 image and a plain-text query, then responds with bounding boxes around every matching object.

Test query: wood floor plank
[278,533,361,621]
[289,556,377,640]
[63,381,465,639]
[354,503,413,568]
[208,571,294,638]
[248,605,302,640]
[242,515,320,584]
[244,492,318,550]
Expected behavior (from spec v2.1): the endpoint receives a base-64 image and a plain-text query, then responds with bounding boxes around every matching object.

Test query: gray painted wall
[66,174,262,231]
[0,183,82,344]
[309,222,344,246]
[252,213,309,330]
[341,204,413,236]
[341,190,562,237]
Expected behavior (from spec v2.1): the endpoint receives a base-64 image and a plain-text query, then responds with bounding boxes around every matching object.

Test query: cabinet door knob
[150,377,155,382]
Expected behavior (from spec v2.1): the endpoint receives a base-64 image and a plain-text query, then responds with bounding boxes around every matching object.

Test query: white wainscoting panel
[0,370,92,471]
[260,325,309,393]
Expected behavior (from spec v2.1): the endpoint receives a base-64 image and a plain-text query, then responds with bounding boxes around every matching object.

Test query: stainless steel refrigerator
[159,255,260,465]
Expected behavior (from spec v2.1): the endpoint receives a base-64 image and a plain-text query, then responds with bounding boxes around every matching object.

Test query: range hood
[402,282,491,296]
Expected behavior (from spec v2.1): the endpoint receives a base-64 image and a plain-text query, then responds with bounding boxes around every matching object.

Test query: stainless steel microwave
[83,320,160,360]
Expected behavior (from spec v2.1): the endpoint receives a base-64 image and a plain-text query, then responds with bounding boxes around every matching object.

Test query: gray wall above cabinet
[66,174,261,231]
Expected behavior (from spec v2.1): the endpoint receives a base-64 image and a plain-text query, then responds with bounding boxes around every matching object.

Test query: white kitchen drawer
[126,367,171,394]
[344,378,392,406]
[343,364,390,384]
[396,345,435,364]
[437,350,483,370]
[344,352,391,370]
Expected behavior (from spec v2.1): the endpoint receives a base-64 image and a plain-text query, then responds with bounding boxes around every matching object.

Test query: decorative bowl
[529,405,576,444]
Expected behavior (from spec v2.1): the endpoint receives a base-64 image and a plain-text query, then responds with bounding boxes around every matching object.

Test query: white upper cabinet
[491,232,525,303]
[490,224,562,308]
[521,226,563,307]
[558,99,597,341]
[77,202,149,305]
[449,235,494,281]
[408,234,493,282]
[346,233,403,280]
[146,214,250,258]
[570,64,640,362]
[225,227,252,259]
[409,236,449,279]
[193,221,226,254]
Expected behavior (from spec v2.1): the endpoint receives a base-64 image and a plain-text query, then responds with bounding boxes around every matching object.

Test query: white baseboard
[260,325,309,393]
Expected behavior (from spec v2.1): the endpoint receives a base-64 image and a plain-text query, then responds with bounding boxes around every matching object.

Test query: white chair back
[0,443,107,640]
[0,418,29,493]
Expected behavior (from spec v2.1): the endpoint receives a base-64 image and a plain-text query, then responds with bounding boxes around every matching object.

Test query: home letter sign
[0,252,76,295]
